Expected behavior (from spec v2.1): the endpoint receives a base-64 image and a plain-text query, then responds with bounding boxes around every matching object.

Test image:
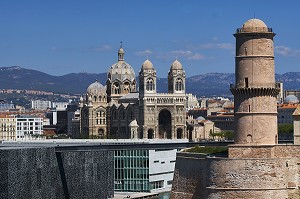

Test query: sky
[0,1,299,77]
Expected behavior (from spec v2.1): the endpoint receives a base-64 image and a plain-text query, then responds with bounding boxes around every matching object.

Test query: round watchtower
[231,18,279,145]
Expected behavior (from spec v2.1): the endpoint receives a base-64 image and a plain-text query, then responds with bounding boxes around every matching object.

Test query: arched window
[113,83,120,94]
[146,78,154,91]
[175,78,184,91]
[123,82,130,94]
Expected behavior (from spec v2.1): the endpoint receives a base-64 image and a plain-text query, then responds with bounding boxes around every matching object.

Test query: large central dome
[107,47,136,82]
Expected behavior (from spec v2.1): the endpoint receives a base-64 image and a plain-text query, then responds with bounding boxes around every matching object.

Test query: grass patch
[185,145,228,155]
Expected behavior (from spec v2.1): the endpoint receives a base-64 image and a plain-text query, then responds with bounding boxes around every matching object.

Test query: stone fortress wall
[171,148,300,199]
[0,147,114,199]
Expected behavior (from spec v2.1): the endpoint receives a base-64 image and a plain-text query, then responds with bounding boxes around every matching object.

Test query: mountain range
[0,66,299,97]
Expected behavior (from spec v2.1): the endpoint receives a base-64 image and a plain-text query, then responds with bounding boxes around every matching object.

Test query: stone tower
[230,18,279,145]
[168,60,186,94]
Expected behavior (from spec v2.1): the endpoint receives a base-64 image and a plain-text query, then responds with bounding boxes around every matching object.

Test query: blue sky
[0,1,299,77]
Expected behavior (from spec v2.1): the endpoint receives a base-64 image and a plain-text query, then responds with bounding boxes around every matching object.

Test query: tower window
[245,78,249,88]
[175,78,184,91]
[244,47,247,55]
[146,78,154,91]
[248,105,251,112]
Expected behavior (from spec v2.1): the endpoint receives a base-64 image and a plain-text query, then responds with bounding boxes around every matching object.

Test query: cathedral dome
[170,59,183,70]
[241,18,269,32]
[87,80,106,95]
[284,95,299,104]
[107,47,136,82]
[142,59,153,70]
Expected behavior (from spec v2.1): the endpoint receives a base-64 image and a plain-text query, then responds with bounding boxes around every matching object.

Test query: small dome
[87,81,106,95]
[196,116,205,121]
[284,95,299,104]
[118,47,124,54]
[142,59,153,69]
[241,18,269,32]
[170,59,183,70]
[129,119,138,127]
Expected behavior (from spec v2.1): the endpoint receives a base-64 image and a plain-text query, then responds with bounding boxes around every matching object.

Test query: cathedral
[79,47,187,139]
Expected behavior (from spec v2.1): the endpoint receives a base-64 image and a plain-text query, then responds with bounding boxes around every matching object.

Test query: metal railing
[236,27,273,33]
[230,83,280,89]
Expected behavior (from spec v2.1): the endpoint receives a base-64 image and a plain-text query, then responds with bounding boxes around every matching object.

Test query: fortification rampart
[171,149,300,199]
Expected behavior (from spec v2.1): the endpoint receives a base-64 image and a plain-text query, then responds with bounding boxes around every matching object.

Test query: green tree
[278,124,293,134]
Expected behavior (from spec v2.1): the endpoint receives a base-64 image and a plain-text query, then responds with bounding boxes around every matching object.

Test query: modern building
[31,100,51,110]
[16,116,43,139]
[112,140,180,192]
[52,102,69,110]
[79,47,187,139]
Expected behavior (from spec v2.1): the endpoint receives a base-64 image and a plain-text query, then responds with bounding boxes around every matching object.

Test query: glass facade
[114,149,149,192]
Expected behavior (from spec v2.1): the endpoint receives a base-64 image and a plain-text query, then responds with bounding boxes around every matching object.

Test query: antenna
[120,41,123,48]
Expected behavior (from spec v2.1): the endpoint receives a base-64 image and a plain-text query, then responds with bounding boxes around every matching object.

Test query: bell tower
[231,18,279,145]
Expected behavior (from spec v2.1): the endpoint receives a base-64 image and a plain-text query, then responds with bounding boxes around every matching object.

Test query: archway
[158,109,172,139]
[98,128,105,138]
[148,129,154,139]
[176,128,183,139]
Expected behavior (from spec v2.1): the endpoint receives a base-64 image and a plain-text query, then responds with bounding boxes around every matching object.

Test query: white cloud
[135,50,152,56]
[170,50,193,56]
[92,45,112,52]
[185,42,234,50]
[157,50,205,61]
[275,46,300,57]
[187,53,205,60]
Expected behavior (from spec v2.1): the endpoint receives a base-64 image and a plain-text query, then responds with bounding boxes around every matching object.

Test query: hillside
[0,66,299,97]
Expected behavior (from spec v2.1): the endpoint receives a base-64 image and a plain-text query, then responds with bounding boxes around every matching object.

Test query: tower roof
[238,18,272,33]
[170,59,183,70]
[141,59,154,70]
[243,18,267,28]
